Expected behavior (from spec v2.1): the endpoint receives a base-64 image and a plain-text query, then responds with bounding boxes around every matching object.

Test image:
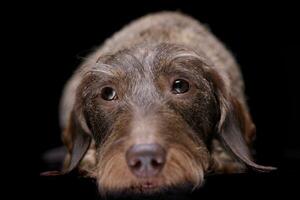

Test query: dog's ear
[62,110,92,173]
[208,69,275,172]
[41,110,91,176]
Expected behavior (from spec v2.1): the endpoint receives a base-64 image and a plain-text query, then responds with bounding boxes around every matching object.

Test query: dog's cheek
[93,113,135,191]
[83,103,114,145]
[96,150,136,194]
[162,145,206,188]
[159,119,210,186]
[95,135,148,195]
[168,93,217,140]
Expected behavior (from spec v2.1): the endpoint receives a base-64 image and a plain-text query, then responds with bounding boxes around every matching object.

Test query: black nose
[126,144,166,178]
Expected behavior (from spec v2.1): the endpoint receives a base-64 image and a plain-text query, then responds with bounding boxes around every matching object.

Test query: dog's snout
[126,144,166,178]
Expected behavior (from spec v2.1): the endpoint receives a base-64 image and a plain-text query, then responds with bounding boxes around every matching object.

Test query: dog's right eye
[171,79,190,94]
[101,87,117,101]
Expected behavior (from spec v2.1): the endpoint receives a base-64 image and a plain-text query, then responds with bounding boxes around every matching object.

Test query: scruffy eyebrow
[170,51,212,66]
[90,64,116,76]
[170,52,203,61]
[156,52,205,74]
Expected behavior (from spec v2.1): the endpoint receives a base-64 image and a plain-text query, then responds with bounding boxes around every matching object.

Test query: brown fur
[58,12,274,195]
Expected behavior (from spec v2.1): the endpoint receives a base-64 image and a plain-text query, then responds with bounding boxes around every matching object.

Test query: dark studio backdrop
[8,1,299,199]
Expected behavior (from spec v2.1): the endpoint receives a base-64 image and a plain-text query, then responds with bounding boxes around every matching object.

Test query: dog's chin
[99,180,195,199]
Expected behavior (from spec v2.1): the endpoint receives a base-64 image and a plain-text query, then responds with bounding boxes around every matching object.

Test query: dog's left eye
[171,79,190,94]
[101,87,117,101]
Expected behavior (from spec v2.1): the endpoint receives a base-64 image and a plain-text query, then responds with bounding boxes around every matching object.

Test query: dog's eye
[101,87,117,101]
[172,79,190,94]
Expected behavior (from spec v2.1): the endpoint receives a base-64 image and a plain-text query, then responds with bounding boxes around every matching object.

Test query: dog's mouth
[102,179,195,199]
[140,180,157,189]
[129,179,161,193]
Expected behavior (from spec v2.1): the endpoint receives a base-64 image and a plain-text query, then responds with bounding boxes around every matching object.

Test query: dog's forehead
[93,43,209,79]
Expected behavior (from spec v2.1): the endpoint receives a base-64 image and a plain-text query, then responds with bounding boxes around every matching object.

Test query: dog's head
[63,43,274,195]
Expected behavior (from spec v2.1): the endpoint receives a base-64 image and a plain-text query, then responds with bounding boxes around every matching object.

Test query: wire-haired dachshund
[47,11,274,196]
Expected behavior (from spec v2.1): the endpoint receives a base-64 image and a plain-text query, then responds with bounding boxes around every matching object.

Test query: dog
[53,11,274,196]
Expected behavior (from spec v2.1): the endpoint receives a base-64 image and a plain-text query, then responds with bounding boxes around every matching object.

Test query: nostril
[151,158,163,168]
[130,159,142,170]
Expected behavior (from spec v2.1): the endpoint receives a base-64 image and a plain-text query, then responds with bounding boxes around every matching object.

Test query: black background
[6,1,299,199]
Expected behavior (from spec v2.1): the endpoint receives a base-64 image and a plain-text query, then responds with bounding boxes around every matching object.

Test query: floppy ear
[61,110,92,173]
[209,69,275,172]
[41,110,91,176]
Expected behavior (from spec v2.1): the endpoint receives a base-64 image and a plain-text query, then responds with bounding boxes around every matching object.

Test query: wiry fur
[58,12,274,196]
